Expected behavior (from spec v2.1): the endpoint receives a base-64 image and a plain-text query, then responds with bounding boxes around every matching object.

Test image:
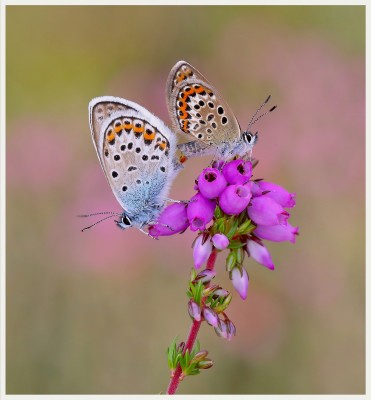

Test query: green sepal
[228,240,246,249]
[226,250,237,271]
[236,247,245,264]
[226,217,240,239]
[237,218,253,235]
[214,205,224,219]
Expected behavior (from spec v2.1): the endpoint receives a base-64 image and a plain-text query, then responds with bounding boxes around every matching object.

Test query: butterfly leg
[164,198,193,204]
[138,226,159,240]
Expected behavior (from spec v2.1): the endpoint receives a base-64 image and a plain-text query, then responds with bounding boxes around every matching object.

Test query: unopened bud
[192,350,209,362]
[197,359,214,369]
[214,319,228,339]
[203,284,220,296]
[188,300,201,321]
[194,269,216,284]
[226,319,236,341]
[203,307,219,327]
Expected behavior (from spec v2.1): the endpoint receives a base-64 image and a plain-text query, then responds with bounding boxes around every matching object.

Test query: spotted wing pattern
[89,97,177,214]
[166,61,241,147]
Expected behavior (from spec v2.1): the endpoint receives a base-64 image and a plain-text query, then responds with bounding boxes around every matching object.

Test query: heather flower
[198,168,227,199]
[225,319,236,341]
[193,235,213,269]
[230,267,249,300]
[254,222,299,243]
[194,269,217,284]
[222,159,252,185]
[219,184,252,215]
[212,233,229,250]
[203,307,219,327]
[187,193,216,231]
[247,239,274,270]
[248,196,289,226]
[214,319,228,339]
[148,203,189,238]
[257,181,296,208]
[188,299,201,321]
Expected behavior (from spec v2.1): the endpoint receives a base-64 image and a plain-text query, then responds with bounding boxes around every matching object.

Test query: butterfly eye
[243,132,253,143]
[121,215,132,226]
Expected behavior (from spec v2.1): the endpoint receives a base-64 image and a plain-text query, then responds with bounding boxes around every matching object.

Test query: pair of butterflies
[86,60,275,234]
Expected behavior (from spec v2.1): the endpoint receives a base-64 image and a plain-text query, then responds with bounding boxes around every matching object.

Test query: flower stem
[166,249,218,395]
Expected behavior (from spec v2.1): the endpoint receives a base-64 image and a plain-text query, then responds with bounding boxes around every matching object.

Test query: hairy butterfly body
[166,61,274,161]
[88,96,180,233]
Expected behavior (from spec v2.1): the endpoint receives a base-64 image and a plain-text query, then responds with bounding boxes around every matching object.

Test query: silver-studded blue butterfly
[85,96,181,235]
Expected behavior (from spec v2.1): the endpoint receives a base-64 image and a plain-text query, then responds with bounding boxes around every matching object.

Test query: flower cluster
[150,159,298,340]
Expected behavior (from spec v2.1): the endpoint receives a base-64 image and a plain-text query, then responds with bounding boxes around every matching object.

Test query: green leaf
[228,240,246,249]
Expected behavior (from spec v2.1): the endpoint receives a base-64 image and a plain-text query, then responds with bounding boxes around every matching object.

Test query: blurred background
[6,5,365,394]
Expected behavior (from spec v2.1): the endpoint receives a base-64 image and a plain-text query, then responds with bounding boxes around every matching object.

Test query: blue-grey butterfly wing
[89,97,178,215]
[166,61,241,149]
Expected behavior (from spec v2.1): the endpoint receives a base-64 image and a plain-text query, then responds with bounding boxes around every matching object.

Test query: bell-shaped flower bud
[247,239,275,270]
[230,267,249,300]
[193,235,213,269]
[188,299,201,321]
[202,307,219,327]
[211,233,230,250]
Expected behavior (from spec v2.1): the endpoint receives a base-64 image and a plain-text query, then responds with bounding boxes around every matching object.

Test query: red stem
[167,249,218,395]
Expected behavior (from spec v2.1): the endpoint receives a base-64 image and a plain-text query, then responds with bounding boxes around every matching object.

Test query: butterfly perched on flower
[166,60,276,161]
[84,96,182,235]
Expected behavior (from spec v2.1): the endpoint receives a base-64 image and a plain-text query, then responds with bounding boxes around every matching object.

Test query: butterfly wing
[89,96,178,218]
[166,61,241,150]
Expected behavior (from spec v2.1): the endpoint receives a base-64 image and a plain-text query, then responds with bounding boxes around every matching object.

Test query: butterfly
[85,96,181,235]
[166,60,276,161]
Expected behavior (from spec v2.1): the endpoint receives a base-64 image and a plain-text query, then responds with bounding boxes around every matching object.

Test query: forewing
[166,61,241,146]
[89,97,177,213]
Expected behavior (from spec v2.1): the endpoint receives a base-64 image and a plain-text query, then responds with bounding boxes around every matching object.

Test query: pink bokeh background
[6,5,364,395]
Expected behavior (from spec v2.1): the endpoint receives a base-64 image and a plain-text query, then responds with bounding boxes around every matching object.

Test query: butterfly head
[116,213,133,230]
[242,131,258,146]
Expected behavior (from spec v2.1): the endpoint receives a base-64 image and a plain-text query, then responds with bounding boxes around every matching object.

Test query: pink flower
[193,235,213,269]
[148,203,189,238]
[247,239,275,270]
[254,223,299,243]
[248,196,289,226]
[230,267,249,300]
[187,193,216,231]
[257,181,296,208]
[212,233,230,250]
[198,168,227,199]
[222,160,252,185]
[219,184,252,215]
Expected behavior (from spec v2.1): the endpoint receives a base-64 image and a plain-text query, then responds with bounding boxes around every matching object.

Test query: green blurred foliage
[6,5,365,394]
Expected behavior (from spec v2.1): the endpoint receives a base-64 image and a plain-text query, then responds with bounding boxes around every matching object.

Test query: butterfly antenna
[247,95,273,130]
[81,214,116,232]
[249,105,277,127]
[78,211,122,218]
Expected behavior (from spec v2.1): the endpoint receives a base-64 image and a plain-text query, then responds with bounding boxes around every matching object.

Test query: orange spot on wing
[124,123,133,130]
[179,111,188,120]
[194,85,205,93]
[182,120,189,133]
[134,125,144,133]
[159,142,167,150]
[106,131,115,142]
[180,154,188,164]
[144,131,156,141]
[114,124,122,132]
